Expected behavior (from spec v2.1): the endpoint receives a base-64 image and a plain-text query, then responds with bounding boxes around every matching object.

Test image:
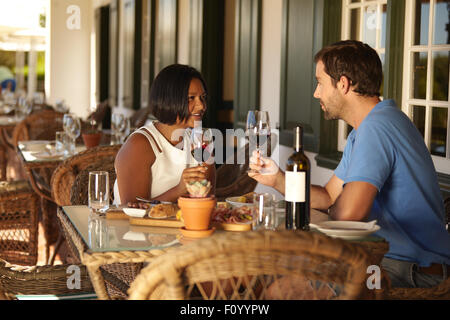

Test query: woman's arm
[115,133,155,204]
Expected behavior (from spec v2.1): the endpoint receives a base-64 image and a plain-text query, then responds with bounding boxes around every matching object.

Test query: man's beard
[322,102,340,120]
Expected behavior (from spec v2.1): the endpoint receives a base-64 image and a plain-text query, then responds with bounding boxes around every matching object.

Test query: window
[402,0,450,174]
[339,0,388,151]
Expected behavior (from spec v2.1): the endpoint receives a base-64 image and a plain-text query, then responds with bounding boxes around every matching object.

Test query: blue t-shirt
[334,99,450,267]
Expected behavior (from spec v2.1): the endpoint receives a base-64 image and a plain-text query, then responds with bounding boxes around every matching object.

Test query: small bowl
[225,196,253,208]
[123,207,147,218]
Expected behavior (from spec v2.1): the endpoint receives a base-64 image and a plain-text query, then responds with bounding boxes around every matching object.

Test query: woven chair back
[0,258,94,299]
[50,145,121,207]
[128,230,379,300]
[12,109,65,147]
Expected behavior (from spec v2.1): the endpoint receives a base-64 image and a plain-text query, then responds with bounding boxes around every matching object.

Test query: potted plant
[177,179,216,236]
[82,119,102,149]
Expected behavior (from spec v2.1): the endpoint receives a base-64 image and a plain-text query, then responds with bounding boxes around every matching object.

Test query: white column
[28,38,37,100]
[15,49,25,93]
[45,0,93,118]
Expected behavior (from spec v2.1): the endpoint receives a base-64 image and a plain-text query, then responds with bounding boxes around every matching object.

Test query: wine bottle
[285,126,310,230]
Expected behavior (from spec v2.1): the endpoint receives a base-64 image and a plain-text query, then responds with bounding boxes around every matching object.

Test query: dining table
[17,140,87,263]
[57,205,389,300]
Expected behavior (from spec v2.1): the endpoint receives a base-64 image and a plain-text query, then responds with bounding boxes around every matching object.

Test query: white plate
[122,231,146,241]
[123,207,148,218]
[20,140,52,152]
[309,221,380,239]
[225,197,253,208]
[32,150,64,160]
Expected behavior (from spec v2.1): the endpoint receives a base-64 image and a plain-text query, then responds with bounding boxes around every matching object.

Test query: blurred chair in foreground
[128,230,385,300]
[0,258,95,300]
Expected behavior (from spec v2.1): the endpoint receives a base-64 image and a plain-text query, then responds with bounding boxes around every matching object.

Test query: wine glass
[63,113,81,155]
[16,96,32,120]
[111,113,130,144]
[246,110,271,157]
[190,125,214,165]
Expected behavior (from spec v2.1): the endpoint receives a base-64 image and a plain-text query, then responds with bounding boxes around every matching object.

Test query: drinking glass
[55,131,69,156]
[88,171,110,215]
[63,113,81,155]
[88,213,109,249]
[246,110,271,157]
[16,96,32,120]
[252,193,276,230]
[190,125,214,165]
[111,113,130,144]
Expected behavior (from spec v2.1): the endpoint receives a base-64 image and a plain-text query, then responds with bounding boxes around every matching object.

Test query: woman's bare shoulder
[116,133,156,166]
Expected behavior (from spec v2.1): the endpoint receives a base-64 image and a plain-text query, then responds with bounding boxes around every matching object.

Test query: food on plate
[148,203,179,219]
[216,201,230,209]
[186,179,212,198]
[127,202,151,209]
[212,206,253,224]
[176,209,183,221]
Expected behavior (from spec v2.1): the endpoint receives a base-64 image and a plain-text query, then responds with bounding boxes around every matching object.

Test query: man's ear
[339,75,351,94]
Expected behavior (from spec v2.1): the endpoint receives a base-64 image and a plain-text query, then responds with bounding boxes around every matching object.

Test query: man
[249,40,450,288]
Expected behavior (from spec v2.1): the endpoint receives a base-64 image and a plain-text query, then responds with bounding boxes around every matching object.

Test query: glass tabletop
[62,205,181,252]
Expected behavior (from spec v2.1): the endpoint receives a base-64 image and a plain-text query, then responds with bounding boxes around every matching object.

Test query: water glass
[55,131,68,156]
[88,213,109,249]
[88,171,110,214]
[252,193,276,230]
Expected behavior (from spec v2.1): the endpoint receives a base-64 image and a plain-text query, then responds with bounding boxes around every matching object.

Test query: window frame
[402,0,450,174]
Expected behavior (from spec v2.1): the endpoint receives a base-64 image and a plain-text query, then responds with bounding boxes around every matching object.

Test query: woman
[114,64,216,204]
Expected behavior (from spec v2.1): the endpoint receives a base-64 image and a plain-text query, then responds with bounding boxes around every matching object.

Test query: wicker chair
[51,145,121,207]
[0,181,40,266]
[50,144,143,299]
[0,258,94,300]
[128,230,385,300]
[12,109,65,148]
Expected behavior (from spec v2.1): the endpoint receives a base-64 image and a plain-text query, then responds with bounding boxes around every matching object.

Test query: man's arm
[311,174,344,211]
[328,181,378,221]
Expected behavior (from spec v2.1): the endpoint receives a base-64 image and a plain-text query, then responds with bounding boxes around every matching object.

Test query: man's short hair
[149,64,208,125]
[314,40,382,97]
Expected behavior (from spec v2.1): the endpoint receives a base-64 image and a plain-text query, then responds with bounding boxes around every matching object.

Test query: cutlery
[136,196,173,205]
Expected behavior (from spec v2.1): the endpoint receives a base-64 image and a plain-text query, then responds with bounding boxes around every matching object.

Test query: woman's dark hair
[149,64,207,125]
[314,40,382,97]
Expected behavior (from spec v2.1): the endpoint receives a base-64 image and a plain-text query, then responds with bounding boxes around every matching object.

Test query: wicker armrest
[0,259,94,300]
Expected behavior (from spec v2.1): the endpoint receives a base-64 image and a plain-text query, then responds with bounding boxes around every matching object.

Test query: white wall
[256,0,334,199]
[45,0,93,118]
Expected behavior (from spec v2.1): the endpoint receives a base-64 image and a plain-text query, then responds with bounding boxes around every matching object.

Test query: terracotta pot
[178,195,216,231]
[82,132,102,149]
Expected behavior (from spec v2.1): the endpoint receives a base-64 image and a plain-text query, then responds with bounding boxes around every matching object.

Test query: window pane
[381,4,387,48]
[413,52,428,99]
[432,51,449,101]
[414,0,430,46]
[412,105,426,138]
[430,107,448,156]
[350,8,361,40]
[433,0,450,45]
[363,5,377,48]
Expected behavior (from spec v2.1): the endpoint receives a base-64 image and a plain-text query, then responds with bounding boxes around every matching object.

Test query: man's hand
[248,150,285,194]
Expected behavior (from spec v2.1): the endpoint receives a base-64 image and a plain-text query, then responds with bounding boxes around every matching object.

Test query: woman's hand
[178,165,209,193]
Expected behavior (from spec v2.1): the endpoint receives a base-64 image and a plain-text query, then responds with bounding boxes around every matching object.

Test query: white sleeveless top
[113,121,198,204]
